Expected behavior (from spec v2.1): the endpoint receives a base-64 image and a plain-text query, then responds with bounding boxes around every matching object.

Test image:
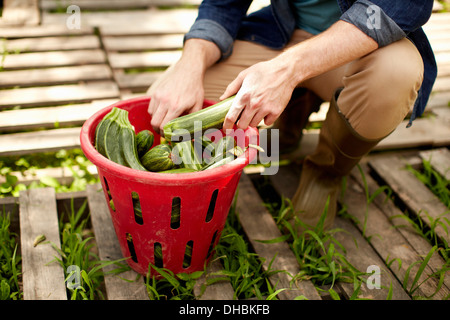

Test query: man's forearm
[180,38,221,78]
[277,20,379,88]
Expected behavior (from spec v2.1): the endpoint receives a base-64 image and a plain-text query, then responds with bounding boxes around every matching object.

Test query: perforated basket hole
[154,242,163,268]
[131,191,143,225]
[103,177,115,212]
[207,230,218,259]
[206,189,219,222]
[182,240,194,269]
[126,233,138,263]
[170,197,181,229]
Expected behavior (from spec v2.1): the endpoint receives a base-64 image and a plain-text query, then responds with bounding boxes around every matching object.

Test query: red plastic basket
[80,96,259,276]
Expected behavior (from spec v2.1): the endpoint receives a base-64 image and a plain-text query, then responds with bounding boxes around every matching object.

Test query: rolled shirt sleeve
[340,0,405,47]
[184,19,235,58]
[340,0,434,47]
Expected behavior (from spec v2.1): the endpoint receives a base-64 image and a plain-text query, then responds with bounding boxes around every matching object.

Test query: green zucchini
[216,135,235,156]
[159,167,197,174]
[140,144,175,172]
[104,109,128,166]
[202,154,235,171]
[96,107,147,171]
[163,96,235,141]
[136,130,154,158]
[117,110,147,171]
[172,141,202,171]
[95,107,121,157]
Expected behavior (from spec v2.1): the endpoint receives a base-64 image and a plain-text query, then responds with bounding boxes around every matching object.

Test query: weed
[48,199,128,300]
[0,211,22,300]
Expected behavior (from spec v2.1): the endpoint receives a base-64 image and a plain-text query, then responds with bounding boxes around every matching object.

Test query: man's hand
[221,59,297,130]
[147,61,204,134]
[147,39,221,134]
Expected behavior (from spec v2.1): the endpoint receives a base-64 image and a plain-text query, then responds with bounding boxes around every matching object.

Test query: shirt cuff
[184,19,234,59]
[340,0,406,47]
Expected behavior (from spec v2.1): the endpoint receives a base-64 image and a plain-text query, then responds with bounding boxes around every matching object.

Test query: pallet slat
[2,49,106,70]
[419,148,450,180]
[42,9,198,35]
[369,155,450,245]
[0,127,81,156]
[193,259,236,300]
[86,183,149,300]
[19,187,67,300]
[268,165,410,299]
[0,81,120,108]
[1,35,101,53]
[41,0,202,10]
[351,163,450,296]
[238,173,322,300]
[344,173,448,299]
[108,51,181,69]
[0,65,113,88]
[103,34,183,52]
[0,25,94,38]
[114,71,163,91]
[0,99,118,131]
[332,217,411,300]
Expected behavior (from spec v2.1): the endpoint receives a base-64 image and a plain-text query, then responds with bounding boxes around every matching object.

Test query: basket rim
[80,96,259,184]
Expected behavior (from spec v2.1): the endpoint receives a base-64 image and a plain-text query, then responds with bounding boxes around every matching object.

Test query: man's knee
[338,38,424,139]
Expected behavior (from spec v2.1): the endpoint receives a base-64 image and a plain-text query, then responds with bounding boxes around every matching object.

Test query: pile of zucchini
[94,99,254,174]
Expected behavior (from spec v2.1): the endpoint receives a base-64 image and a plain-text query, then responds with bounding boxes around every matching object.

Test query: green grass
[0,211,22,300]
[48,199,128,300]
[0,149,99,198]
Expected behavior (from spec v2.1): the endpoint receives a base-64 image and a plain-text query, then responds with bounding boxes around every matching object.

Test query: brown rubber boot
[267,88,323,156]
[290,88,387,235]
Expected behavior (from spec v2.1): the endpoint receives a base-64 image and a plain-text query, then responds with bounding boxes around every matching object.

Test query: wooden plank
[419,148,450,181]
[433,76,450,92]
[86,183,149,300]
[42,9,198,35]
[102,34,183,52]
[343,173,448,299]
[1,0,40,26]
[0,81,120,108]
[0,99,117,131]
[0,65,113,88]
[114,70,163,91]
[108,51,181,69]
[427,91,450,109]
[332,217,411,300]
[237,173,322,300]
[2,49,106,70]
[41,0,202,10]
[193,259,235,300]
[19,187,67,300]
[269,164,409,300]
[369,155,450,246]
[351,163,450,297]
[374,115,450,150]
[0,165,98,187]
[0,25,94,38]
[0,127,81,156]
[1,35,100,53]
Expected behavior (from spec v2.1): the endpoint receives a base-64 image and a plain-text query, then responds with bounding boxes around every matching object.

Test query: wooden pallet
[4,147,448,300]
[0,2,449,302]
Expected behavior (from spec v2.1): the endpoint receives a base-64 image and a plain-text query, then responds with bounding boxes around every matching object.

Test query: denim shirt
[185,0,437,126]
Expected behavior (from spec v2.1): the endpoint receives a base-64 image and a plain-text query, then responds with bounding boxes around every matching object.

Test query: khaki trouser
[203,29,424,140]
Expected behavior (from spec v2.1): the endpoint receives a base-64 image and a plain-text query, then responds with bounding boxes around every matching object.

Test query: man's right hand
[146,39,221,135]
